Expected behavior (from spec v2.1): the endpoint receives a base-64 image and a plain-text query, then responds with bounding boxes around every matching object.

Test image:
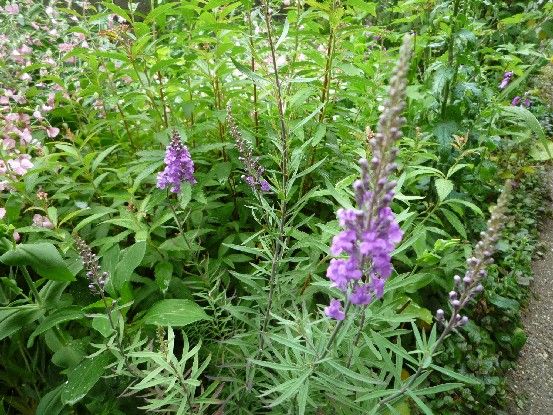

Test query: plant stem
[441,0,462,117]
[167,190,192,251]
[318,301,352,361]
[21,266,41,306]
[258,0,290,350]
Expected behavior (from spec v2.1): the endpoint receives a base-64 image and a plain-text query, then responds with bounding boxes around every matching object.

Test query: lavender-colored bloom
[324,299,346,320]
[349,284,372,305]
[157,131,196,193]
[499,71,514,90]
[323,35,412,319]
[511,96,521,106]
[227,103,271,193]
[523,97,532,108]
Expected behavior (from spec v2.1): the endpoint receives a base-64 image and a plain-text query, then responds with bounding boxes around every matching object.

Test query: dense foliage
[1,0,552,414]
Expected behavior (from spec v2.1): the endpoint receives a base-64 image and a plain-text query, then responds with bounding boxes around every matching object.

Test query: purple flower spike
[157,131,196,193]
[323,35,413,320]
[511,96,521,106]
[325,299,346,320]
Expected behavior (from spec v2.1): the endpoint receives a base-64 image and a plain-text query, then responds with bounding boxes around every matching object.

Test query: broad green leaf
[113,241,146,290]
[142,299,211,326]
[0,243,75,281]
[154,261,173,294]
[434,178,453,202]
[61,351,112,405]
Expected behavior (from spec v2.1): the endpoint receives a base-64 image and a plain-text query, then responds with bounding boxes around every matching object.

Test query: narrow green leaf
[28,307,85,347]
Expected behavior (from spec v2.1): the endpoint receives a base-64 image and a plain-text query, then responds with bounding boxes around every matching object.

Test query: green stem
[21,266,41,306]
[318,301,352,361]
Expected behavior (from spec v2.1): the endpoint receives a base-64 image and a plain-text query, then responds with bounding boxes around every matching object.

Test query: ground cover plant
[1,0,552,414]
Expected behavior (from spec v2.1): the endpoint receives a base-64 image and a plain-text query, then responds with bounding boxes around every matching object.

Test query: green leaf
[347,0,377,15]
[61,351,112,405]
[154,261,173,294]
[501,105,551,160]
[435,178,453,202]
[91,144,119,172]
[28,307,85,347]
[36,385,65,415]
[113,241,146,290]
[406,389,432,415]
[440,208,467,239]
[0,243,75,281]
[414,383,463,396]
[429,364,480,385]
[230,57,270,88]
[142,299,211,327]
[0,307,44,341]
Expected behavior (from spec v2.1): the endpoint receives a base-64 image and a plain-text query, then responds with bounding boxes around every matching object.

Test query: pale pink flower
[0,96,8,105]
[0,207,6,219]
[13,231,20,242]
[19,44,32,55]
[5,3,20,15]
[8,155,33,175]
[0,160,6,174]
[58,43,74,53]
[32,214,54,229]
[20,73,32,81]
[5,113,18,122]
[3,138,16,150]
[13,95,26,104]
[0,181,9,191]
[46,126,59,138]
[17,128,33,144]
[33,110,43,120]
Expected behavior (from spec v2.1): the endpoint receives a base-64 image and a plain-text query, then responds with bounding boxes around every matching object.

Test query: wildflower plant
[0,1,549,414]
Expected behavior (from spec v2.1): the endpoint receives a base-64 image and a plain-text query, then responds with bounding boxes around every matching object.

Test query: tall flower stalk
[257,0,291,350]
[319,34,413,359]
[227,103,271,193]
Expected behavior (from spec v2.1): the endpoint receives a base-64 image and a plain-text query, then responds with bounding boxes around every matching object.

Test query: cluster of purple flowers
[324,36,412,321]
[511,94,532,108]
[156,131,196,193]
[499,71,514,90]
[226,103,271,193]
[436,182,511,330]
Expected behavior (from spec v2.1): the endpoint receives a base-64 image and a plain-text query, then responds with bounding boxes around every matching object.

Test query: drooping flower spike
[156,130,196,193]
[324,34,413,319]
